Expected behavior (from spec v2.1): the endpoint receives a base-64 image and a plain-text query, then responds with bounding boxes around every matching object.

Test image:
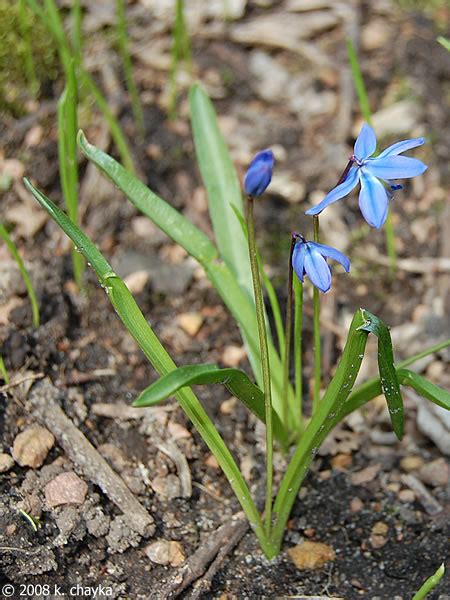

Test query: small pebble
[12,426,55,468]
[151,474,182,500]
[124,270,150,294]
[331,454,352,470]
[144,539,185,566]
[222,345,247,367]
[370,521,389,549]
[350,497,364,513]
[400,456,424,472]
[176,312,204,337]
[167,421,191,440]
[44,472,88,507]
[0,453,14,473]
[398,489,415,503]
[287,540,335,570]
[418,458,449,487]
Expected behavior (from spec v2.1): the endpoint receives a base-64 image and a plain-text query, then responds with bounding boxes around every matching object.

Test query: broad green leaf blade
[360,310,404,440]
[270,308,371,552]
[133,364,288,447]
[78,131,217,265]
[189,84,252,299]
[437,36,450,52]
[24,178,269,548]
[78,131,298,429]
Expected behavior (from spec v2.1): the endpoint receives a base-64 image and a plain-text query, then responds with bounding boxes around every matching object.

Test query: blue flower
[244,149,275,197]
[305,124,427,229]
[292,236,350,293]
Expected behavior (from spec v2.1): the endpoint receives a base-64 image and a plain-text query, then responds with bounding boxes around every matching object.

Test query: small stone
[303,528,315,538]
[0,453,14,473]
[331,454,352,470]
[400,456,424,472]
[176,312,204,337]
[124,270,150,294]
[204,454,220,469]
[220,396,237,415]
[222,345,247,367]
[144,539,185,567]
[418,459,449,487]
[151,474,182,500]
[167,421,191,440]
[361,20,391,51]
[350,497,364,513]
[44,472,88,507]
[398,489,415,503]
[370,521,389,548]
[351,463,381,485]
[12,426,55,468]
[287,540,335,570]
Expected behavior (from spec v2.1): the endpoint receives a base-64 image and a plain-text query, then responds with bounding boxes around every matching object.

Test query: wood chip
[287,540,335,570]
[350,463,381,485]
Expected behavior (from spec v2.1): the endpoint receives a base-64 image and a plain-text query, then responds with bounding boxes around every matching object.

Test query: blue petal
[305,166,360,215]
[354,124,377,160]
[377,137,425,158]
[358,170,389,228]
[244,149,274,196]
[292,241,306,282]
[304,244,332,293]
[309,242,350,272]
[365,155,428,179]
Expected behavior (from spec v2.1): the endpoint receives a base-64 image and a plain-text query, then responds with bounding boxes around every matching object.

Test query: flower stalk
[312,215,321,412]
[246,195,273,535]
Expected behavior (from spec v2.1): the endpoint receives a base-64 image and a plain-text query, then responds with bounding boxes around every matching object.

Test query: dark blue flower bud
[244,149,274,197]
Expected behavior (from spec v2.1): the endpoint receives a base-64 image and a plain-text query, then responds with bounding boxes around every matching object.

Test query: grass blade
[412,564,445,600]
[23,177,272,553]
[189,84,253,300]
[359,310,404,440]
[134,363,288,447]
[116,0,144,134]
[58,60,84,286]
[0,223,40,327]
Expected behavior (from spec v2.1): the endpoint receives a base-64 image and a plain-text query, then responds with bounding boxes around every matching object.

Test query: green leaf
[78,131,217,265]
[78,131,298,429]
[412,563,445,600]
[24,178,272,554]
[359,310,404,440]
[270,308,371,552]
[133,364,288,447]
[396,369,450,411]
[437,36,450,52]
[189,84,252,300]
[0,223,40,327]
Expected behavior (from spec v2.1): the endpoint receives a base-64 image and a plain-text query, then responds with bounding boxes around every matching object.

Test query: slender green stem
[260,265,285,358]
[412,564,445,600]
[246,195,273,535]
[312,216,321,412]
[384,211,397,272]
[0,224,40,327]
[293,276,303,423]
[0,356,9,384]
[71,0,82,62]
[398,338,450,369]
[169,0,192,120]
[116,0,144,135]
[346,37,397,273]
[282,236,296,430]
[19,0,39,95]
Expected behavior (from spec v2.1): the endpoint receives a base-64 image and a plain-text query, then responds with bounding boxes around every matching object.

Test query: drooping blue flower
[292,236,350,293]
[244,149,275,197]
[305,124,427,228]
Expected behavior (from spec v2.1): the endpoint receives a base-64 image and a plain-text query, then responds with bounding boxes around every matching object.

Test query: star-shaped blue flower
[244,149,274,197]
[292,236,350,293]
[305,124,427,228]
